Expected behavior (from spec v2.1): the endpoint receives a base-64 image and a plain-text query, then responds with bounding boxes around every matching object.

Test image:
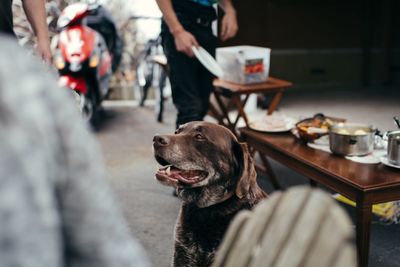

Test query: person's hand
[36,38,52,64]
[220,10,238,41]
[173,29,199,57]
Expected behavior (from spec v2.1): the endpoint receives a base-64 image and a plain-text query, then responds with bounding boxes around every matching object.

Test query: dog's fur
[153,121,267,267]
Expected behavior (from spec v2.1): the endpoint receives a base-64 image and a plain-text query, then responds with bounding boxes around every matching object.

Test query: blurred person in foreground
[156,0,238,129]
[0,0,52,62]
[0,35,150,267]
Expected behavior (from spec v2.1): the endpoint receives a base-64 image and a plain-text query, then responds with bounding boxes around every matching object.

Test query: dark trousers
[161,17,216,128]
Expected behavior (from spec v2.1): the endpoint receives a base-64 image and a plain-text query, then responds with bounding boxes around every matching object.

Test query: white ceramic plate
[380,156,400,169]
[249,116,297,133]
[192,46,224,78]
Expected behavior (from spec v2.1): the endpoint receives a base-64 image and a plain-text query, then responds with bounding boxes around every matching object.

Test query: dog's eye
[195,133,204,140]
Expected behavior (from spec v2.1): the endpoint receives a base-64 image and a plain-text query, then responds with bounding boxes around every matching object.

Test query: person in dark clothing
[0,0,15,35]
[156,0,238,129]
[0,0,51,62]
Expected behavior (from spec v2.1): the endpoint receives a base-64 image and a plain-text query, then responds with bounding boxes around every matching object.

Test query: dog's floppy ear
[232,141,257,199]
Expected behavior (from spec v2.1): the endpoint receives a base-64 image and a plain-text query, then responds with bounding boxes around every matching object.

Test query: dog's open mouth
[155,156,208,187]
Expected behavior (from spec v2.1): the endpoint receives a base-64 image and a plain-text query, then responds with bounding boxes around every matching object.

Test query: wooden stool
[209,77,293,137]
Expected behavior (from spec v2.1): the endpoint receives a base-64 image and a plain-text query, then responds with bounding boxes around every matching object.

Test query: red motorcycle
[54,3,121,123]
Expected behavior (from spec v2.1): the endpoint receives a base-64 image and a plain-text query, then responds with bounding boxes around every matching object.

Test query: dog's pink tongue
[169,167,203,184]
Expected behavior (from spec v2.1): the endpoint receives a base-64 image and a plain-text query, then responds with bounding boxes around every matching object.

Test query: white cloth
[307,142,386,164]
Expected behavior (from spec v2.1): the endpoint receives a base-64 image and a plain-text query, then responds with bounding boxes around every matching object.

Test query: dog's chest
[178,205,239,252]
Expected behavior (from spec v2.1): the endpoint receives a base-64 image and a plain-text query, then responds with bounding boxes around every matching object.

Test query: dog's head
[153,121,261,207]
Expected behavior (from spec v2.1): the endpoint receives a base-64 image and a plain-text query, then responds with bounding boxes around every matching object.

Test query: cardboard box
[216,46,271,84]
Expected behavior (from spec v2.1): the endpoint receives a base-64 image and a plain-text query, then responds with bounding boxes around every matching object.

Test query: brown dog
[153,121,267,267]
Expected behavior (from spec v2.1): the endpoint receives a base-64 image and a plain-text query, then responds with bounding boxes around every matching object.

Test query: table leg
[208,102,225,125]
[267,91,284,115]
[232,95,250,126]
[356,200,372,267]
[244,140,281,190]
[233,95,250,126]
[258,152,281,190]
[309,180,318,187]
[213,91,235,131]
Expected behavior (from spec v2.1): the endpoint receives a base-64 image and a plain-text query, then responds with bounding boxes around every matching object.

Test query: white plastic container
[216,46,271,84]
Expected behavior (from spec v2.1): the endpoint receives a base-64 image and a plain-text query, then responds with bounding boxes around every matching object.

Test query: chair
[213,186,357,267]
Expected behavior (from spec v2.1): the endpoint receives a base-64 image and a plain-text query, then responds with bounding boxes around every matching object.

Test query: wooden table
[209,77,293,136]
[239,128,400,267]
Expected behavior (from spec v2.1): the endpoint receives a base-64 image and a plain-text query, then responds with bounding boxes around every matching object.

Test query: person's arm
[22,0,52,62]
[156,0,199,57]
[218,0,238,41]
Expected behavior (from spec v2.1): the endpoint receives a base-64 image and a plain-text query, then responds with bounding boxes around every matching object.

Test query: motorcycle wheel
[79,93,95,124]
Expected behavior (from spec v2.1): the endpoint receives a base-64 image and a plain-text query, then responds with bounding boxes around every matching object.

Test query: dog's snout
[153,135,170,146]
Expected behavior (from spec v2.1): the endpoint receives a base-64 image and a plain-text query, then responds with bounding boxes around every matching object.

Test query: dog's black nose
[153,135,169,146]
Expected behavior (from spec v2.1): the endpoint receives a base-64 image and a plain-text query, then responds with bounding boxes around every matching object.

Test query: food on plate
[249,114,294,132]
[332,127,370,136]
[259,114,287,128]
[354,129,368,135]
[294,114,345,142]
[337,128,350,135]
